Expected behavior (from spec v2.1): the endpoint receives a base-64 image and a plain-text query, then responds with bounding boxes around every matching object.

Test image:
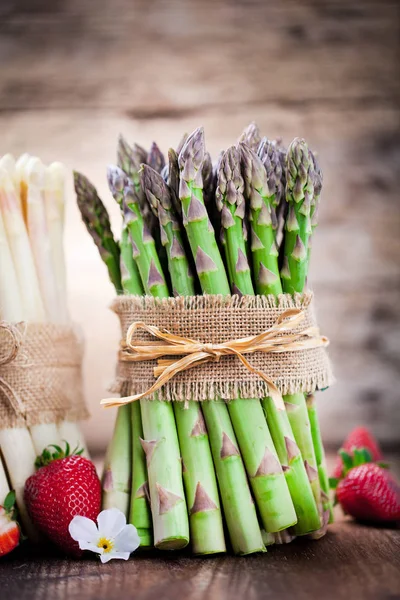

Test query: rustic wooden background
[0,0,399,453]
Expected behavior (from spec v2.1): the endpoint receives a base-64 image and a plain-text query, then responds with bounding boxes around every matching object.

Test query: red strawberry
[24,444,101,557]
[0,492,20,557]
[336,462,400,523]
[332,427,383,478]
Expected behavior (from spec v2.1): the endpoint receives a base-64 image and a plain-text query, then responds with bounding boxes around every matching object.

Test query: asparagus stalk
[105,166,154,546]
[108,167,189,550]
[117,136,169,282]
[102,404,132,516]
[215,147,297,533]
[306,395,333,521]
[178,128,265,554]
[277,138,323,513]
[43,162,69,324]
[147,142,165,174]
[74,172,133,518]
[240,141,321,534]
[0,168,43,539]
[130,401,153,548]
[238,122,262,152]
[304,153,333,521]
[141,165,225,554]
[19,157,64,453]
[0,168,45,321]
[74,172,122,294]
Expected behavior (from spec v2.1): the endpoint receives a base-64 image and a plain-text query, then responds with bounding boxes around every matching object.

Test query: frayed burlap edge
[109,292,334,402]
[0,322,89,429]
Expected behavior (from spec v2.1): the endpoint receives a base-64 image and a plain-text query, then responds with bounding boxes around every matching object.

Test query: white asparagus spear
[24,158,59,323]
[43,162,69,324]
[42,163,88,452]
[14,153,31,217]
[0,191,38,536]
[0,202,23,322]
[0,168,45,322]
[0,154,16,177]
[0,428,38,539]
[0,453,10,505]
[58,421,89,457]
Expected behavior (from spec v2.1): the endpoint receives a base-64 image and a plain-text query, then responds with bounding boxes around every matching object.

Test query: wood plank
[1,518,399,600]
[0,0,398,111]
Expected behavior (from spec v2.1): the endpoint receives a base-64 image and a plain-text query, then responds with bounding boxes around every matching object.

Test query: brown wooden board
[0,517,399,600]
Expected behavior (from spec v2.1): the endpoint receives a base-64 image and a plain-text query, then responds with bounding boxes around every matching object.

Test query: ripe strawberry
[0,491,20,557]
[337,462,400,523]
[24,444,101,557]
[332,427,383,478]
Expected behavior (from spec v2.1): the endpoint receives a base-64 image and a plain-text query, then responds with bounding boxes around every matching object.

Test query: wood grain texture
[0,0,399,451]
[1,519,399,600]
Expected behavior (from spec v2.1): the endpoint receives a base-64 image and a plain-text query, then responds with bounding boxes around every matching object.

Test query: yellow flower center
[97,537,114,553]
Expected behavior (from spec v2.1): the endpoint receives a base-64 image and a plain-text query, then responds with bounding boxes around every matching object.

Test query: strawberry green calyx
[330,449,374,489]
[3,491,17,516]
[35,442,83,469]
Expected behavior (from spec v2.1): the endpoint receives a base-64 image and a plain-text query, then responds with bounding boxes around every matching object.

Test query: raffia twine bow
[101,308,329,409]
[0,321,27,417]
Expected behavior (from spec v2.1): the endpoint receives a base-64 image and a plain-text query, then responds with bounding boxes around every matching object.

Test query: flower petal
[114,524,140,554]
[97,508,127,538]
[79,541,103,555]
[69,516,99,544]
[100,551,130,563]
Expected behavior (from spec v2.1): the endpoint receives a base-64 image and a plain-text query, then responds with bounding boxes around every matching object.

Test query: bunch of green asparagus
[74,123,332,555]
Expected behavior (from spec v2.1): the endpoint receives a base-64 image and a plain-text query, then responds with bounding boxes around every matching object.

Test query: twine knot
[101,308,329,409]
[0,321,27,417]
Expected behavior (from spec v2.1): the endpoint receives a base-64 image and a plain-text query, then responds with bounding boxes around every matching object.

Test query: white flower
[69,508,140,563]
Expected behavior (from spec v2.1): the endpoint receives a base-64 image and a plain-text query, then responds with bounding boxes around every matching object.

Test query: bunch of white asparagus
[0,153,87,536]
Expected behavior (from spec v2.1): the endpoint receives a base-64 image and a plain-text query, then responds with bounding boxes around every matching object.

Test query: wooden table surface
[1,508,399,600]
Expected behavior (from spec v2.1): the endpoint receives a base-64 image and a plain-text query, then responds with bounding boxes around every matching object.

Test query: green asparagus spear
[74,172,131,519]
[147,142,166,174]
[237,122,262,152]
[74,172,122,293]
[104,167,153,546]
[239,144,321,534]
[141,164,226,554]
[178,128,265,554]
[108,166,189,550]
[279,138,323,513]
[215,146,297,532]
[306,395,333,521]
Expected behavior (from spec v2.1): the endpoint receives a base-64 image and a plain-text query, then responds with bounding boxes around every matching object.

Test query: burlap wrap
[110,292,334,402]
[0,322,89,429]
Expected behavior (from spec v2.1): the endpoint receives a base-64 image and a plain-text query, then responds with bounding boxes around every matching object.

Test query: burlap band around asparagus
[109,291,334,403]
[0,321,89,428]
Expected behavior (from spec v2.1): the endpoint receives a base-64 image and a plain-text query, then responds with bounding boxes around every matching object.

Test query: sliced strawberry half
[0,492,20,557]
